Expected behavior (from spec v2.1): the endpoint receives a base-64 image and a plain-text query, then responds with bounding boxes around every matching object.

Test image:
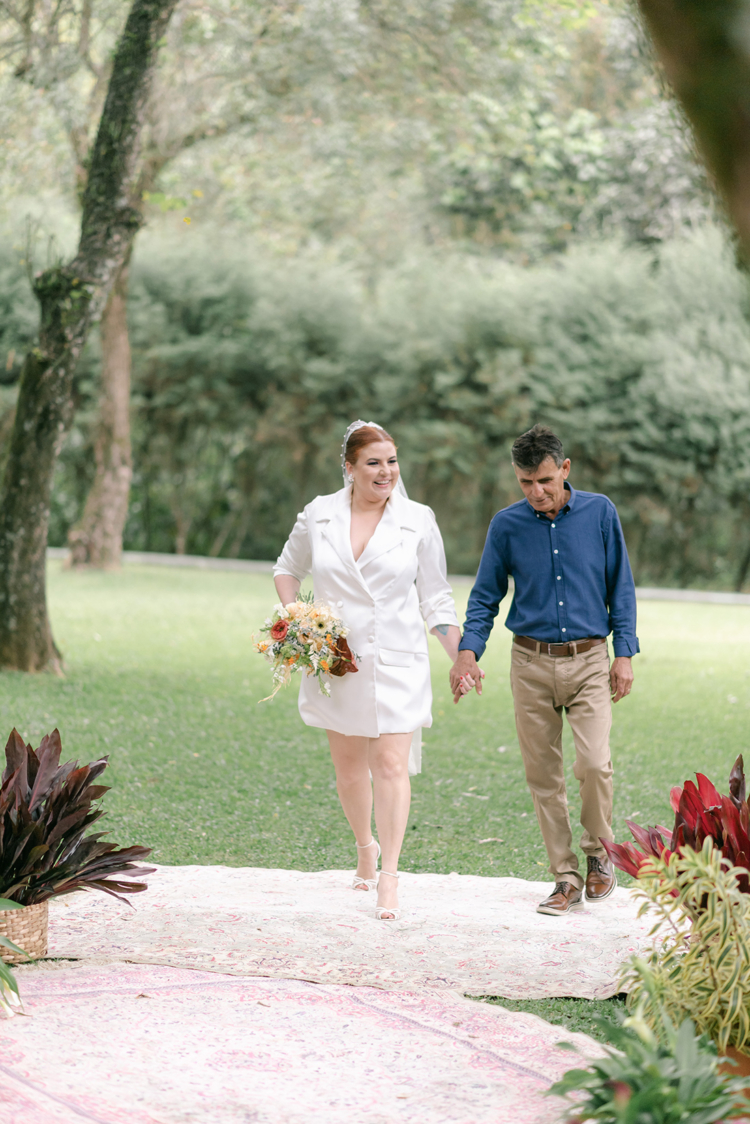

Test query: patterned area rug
[1,963,603,1124]
[48,865,652,998]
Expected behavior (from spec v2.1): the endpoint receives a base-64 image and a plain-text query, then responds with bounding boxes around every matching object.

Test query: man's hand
[610,656,633,703]
[450,649,484,704]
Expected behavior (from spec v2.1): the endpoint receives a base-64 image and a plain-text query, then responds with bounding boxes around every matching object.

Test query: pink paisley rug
[1,963,602,1124]
[46,865,652,999]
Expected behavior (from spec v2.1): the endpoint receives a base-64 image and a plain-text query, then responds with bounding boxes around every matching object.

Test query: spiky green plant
[0,897,24,1017]
[548,1007,750,1124]
[0,728,154,906]
[622,838,750,1052]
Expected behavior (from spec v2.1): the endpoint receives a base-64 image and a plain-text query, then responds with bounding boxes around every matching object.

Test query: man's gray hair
[511,425,565,471]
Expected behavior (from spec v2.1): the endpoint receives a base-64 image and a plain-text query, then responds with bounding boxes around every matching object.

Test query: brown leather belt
[513,634,607,658]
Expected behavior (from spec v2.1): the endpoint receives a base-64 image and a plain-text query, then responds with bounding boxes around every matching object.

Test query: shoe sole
[585,878,617,902]
[536,899,584,916]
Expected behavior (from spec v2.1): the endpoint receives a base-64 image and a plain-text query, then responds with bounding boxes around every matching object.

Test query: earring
[347,473,354,484]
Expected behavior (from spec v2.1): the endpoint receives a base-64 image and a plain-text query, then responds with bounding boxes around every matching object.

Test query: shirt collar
[526,482,576,519]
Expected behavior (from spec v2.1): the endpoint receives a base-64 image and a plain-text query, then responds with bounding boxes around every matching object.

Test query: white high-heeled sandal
[352,838,380,891]
[375,870,400,920]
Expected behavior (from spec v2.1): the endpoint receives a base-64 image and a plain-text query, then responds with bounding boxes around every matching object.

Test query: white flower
[274,604,290,619]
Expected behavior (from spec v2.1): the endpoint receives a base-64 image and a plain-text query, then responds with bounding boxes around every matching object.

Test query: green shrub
[623,841,750,1053]
[4,223,750,586]
[549,1010,749,1124]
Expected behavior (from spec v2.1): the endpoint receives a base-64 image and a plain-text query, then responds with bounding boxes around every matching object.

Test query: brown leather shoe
[585,855,617,901]
[536,881,584,916]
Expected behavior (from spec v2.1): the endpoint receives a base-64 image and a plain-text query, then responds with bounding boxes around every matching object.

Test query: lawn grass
[481,995,627,1044]
[2,562,747,877]
[1,562,748,1029]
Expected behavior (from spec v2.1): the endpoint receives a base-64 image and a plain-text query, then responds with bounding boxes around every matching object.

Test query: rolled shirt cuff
[421,601,460,633]
[272,562,307,582]
[612,636,640,657]
[458,632,486,659]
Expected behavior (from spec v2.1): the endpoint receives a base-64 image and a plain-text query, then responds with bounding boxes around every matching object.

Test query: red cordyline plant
[0,728,155,906]
[602,755,750,893]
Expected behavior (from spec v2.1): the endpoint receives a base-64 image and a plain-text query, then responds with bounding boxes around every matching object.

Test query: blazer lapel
[318,489,373,598]
[356,492,413,569]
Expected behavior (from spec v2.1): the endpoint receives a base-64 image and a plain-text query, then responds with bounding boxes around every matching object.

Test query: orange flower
[320,660,329,671]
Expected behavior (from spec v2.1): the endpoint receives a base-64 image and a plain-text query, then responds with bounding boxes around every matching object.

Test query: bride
[273,421,473,920]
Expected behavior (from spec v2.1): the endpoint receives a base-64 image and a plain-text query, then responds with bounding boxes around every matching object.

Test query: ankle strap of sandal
[356,839,377,849]
[379,870,399,879]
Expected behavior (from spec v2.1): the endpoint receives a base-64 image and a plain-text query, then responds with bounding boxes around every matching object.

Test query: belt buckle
[546,642,554,657]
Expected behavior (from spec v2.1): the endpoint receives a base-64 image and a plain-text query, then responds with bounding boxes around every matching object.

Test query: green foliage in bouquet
[0,728,154,906]
[622,839,750,1053]
[549,1007,750,1124]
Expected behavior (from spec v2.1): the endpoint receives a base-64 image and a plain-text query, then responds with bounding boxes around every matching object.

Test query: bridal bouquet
[255,593,358,701]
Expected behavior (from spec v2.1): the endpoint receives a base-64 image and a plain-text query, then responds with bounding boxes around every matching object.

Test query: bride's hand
[453,672,475,704]
[450,651,485,704]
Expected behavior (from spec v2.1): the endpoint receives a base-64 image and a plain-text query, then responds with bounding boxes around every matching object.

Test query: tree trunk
[0,0,178,672]
[735,537,750,593]
[67,256,133,569]
[636,0,750,255]
[171,504,192,556]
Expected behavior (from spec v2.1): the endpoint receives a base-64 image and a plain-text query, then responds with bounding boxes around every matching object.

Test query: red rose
[270,619,289,641]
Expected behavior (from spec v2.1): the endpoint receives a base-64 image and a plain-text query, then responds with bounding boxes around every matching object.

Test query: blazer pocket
[379,648,415,667]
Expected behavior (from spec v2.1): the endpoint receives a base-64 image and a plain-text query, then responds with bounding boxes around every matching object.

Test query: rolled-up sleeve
[416,509,459,631]
[604,505,640,657]
[459,518,509,659]
[273,507,312,582]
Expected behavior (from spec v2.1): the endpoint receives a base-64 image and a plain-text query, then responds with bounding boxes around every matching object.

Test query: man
[451,424,638,915]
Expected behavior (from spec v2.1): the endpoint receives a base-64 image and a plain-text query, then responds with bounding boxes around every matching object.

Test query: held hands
[449,650,633,703]
[610,655,634,703]
[449,649,485,704]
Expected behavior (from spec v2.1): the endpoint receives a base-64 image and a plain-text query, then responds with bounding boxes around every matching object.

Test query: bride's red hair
[345,425,396,464]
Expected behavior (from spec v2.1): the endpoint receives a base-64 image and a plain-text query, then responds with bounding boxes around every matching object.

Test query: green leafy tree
[0,0,179,672]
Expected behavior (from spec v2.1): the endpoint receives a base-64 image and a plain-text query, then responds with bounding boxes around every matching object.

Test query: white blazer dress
[273,486,459,774]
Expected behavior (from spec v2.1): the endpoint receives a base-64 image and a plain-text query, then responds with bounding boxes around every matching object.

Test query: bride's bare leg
[369,732,412,916]
[326,731,377,885]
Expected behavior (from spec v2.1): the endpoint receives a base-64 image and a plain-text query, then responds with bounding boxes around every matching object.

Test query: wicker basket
[0,901,48,964]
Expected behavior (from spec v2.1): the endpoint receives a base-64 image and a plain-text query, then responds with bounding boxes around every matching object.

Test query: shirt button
[368,636,375,642]
[554,550,558,554]
[559,601,564,606]
[337,601,343,607]
[557,575,561,581]
[562,628,567,633]
[551,523,555,528]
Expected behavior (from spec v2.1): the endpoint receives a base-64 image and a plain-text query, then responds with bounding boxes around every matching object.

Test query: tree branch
[76,0,178,281]
[135,112,255,197]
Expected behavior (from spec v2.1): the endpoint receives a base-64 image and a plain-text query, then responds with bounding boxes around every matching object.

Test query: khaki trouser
[510,641,613,890]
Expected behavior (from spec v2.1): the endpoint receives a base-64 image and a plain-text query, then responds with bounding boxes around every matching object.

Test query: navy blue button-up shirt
[459,483,639,659]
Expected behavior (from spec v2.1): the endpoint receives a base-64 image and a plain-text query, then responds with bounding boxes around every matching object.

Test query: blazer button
[368,636,375,643]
